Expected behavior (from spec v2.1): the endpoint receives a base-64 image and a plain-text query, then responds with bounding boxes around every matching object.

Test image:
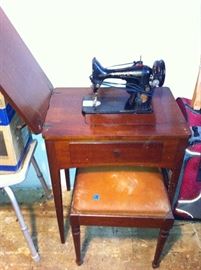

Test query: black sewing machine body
[82,57,165,115]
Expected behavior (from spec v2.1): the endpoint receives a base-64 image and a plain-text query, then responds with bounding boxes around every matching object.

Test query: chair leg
[31,156,52,199]
[70,217,82,265]
[3,186,40,262]
[152,226,172,268]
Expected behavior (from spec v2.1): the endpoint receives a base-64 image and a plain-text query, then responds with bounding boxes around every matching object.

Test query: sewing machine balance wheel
[152,60,166,87]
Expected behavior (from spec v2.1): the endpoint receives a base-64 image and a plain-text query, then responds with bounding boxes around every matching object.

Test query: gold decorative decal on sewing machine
[82,57,166,115]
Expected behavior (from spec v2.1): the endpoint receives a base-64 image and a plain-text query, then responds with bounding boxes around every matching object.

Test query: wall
[0,0,200,188]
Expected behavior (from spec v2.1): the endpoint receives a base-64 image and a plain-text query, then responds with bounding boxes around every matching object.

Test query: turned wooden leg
[152,228,170,268]
[65,169,71,191]
[71,219,82,265]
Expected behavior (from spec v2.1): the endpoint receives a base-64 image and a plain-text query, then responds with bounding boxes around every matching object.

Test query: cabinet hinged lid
[0,7,53,134]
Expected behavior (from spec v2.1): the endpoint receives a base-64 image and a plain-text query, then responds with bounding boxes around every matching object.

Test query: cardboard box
[0,113,31,171]
[0,91,6,108]
[0,91,15,125]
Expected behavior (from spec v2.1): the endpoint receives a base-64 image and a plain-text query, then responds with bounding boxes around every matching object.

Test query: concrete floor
[0,188,201,270]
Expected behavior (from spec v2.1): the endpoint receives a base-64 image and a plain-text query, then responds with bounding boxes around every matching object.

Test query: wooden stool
[70,166,174,268]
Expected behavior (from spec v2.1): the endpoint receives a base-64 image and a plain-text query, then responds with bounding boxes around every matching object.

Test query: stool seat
[72,166,171,217]
[70,166,174,268]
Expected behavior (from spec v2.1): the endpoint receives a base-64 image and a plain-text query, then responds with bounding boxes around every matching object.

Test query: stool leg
[70,217,82,265]
[152,227,171,268]
[3,186,40,262]
[31,156,52,199]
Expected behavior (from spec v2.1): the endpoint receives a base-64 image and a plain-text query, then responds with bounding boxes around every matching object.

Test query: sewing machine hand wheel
[152,60,166,87]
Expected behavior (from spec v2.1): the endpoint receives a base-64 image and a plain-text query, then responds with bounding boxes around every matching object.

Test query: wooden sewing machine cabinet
[0,8,190,243]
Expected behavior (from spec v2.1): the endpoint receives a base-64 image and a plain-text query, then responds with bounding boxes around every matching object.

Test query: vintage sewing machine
[82,57,166,115]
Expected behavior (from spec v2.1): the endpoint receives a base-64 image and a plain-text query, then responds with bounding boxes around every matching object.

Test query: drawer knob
[113,149,121,157]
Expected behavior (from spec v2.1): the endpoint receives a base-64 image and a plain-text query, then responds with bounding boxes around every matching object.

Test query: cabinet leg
[65,169,71,191]
[51,168,65,243]
[45,141,65,243]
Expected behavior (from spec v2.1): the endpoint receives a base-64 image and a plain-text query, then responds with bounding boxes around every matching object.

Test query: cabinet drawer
[69,141,163,166]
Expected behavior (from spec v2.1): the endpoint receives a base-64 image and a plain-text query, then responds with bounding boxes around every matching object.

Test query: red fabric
[177,97,201,126]
[175,98,201,219]
[179,143,201,200]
